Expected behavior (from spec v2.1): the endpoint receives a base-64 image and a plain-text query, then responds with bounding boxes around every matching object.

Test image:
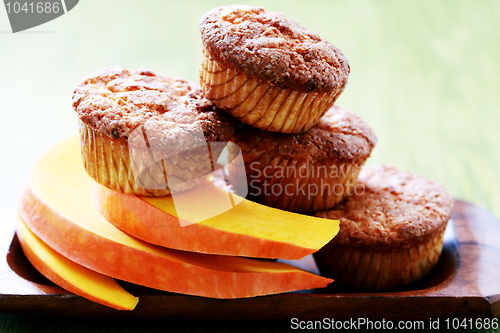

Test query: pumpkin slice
[16,215,138,310]
[17,137,333,298]
[95,169,339,260]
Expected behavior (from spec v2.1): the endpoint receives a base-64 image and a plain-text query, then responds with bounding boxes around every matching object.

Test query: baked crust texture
[314,165,454,252]
[72,67,236,153]
[232,105,377,165]
[200,5,350,92]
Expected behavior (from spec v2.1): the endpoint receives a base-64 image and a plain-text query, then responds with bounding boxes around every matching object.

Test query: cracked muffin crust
[199,5,350,133]
[73,67,235,149]
[229,106,376,213]
[313,165,453,291]
[72,67,237,196]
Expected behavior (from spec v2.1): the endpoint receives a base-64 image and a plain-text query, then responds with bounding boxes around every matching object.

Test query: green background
[1,0,499,331]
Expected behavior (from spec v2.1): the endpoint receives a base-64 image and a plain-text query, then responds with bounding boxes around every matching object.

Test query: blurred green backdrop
[1,0,499,215]
[1,0,500,331]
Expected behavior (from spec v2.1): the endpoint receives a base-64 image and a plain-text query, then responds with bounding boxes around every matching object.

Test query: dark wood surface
[1,3,498,332]
[1,200,499,320]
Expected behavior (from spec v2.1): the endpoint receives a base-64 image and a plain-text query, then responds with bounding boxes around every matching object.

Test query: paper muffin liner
[313,229,446,292]
[79,121,223,196]
[228,142,361,214]
[200,46,342,134]
[225,142,249,197]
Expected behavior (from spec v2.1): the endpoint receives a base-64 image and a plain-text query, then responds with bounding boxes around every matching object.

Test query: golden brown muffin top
[200,5,350,92]
[315,165,453,251]
[72,67,236,151]
[232,106,377,165]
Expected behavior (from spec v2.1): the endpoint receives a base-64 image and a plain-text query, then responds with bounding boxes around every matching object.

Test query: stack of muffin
[73,5,454,292]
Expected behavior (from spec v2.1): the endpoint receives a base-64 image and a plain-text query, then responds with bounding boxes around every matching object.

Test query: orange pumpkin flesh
[16,214,139,310]
[96,178,339,259]
[17,137,333,299]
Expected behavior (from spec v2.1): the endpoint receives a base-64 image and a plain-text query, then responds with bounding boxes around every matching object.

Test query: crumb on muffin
[200,5,350,92]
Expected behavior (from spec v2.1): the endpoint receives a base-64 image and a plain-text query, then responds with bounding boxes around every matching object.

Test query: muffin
[199,5,350,134]
[72,67,237,196]
[313,165,454,292]
[229,105,377,213]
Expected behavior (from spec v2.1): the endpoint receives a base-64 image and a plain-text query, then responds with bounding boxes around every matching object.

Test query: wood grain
[1,200,499,320]
[0,2,499,332]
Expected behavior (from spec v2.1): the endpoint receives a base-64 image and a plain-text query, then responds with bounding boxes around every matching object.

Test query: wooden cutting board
[1,200,499,320]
